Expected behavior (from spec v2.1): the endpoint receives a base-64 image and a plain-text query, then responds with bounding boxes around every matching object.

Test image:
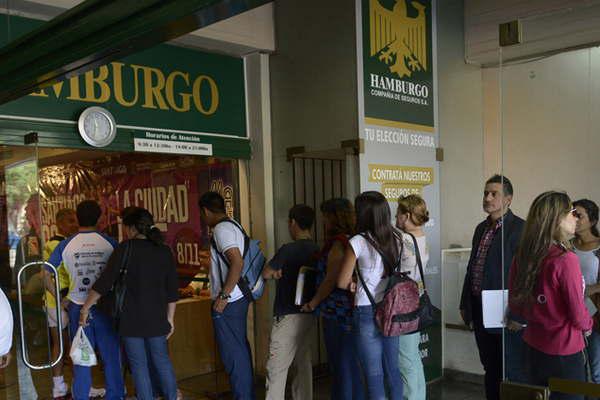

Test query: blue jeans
[122,336,177,400]
[148,344,164,397]
[587,330,600,384]
[68,303,125,400]
[352,306,403,400]
[323,317,366,400]
[398,332,426,400]
[212,297,255,400]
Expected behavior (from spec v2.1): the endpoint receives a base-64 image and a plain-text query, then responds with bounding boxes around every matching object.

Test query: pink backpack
[356,232,421,336]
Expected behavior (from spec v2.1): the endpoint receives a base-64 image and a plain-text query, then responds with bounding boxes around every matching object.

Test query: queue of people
[1,176,599,400]
[258,191,433,400]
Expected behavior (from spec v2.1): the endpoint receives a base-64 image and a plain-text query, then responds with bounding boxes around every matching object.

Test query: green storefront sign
[362,0,434,132]
[0,15,250,158]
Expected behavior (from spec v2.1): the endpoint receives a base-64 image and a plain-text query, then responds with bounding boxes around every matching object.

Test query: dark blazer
[459,209,525,326]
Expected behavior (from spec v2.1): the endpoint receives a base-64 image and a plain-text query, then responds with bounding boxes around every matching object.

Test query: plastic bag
[70,326,97,367]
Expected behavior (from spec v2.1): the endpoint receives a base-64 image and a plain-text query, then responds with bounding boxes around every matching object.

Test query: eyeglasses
[569,208,581,219]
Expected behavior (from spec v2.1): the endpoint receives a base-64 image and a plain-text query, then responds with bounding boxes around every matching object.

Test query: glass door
[496,10,600,397]
[0,140,64,400]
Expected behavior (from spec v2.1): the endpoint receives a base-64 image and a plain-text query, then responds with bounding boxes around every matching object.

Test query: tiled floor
[428,380,486,400]
[2,361,486,400]
[174,374,486,400]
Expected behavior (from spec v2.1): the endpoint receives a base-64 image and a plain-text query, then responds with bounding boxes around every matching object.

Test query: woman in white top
[0,288,13,368]
[572,198,600,384]
[337,191,403,400]
[395,195,429,400]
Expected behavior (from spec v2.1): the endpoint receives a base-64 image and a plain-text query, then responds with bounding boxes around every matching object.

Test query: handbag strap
[406,232,427,291]
[118,241,132,280]
[358,232,403,273]
[354,260,377,308]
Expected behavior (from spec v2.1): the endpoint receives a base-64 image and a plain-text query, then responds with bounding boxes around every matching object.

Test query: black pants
[528,344,586,400]
[472,295,503,400]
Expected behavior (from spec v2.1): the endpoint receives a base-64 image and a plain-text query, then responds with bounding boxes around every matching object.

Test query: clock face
[78,107,116,147]
[83,111,112,141]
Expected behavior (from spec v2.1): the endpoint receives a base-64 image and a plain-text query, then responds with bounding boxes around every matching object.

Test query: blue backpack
[210,220,266,302]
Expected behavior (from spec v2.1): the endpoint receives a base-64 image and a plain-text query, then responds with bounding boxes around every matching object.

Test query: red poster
[38,153,236,287]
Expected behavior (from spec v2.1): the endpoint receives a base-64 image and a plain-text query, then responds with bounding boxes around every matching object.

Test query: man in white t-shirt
[198,191,255,400]
[0,288,13,368]
[47,200,124,400]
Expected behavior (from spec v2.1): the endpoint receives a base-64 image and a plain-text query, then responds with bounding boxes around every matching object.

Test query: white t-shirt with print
[48,231,117,305]
[0,289,13,356]
[210,221,246,302]
[400,232,429,290]
[350,233,402,306]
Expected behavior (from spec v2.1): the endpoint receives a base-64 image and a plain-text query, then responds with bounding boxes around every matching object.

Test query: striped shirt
[471,218,503,296]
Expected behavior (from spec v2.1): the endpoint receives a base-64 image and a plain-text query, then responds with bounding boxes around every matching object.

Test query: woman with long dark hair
[509,191,592,399]
[572,198,600,384]
[303,198,365,400]
[80,208,179,400]
[337,191,403,400]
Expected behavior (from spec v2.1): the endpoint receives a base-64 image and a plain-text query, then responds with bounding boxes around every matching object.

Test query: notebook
[294,266,317,306]
[482,289,509,328]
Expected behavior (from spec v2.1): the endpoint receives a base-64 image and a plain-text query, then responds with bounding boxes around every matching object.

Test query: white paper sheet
[482,289,509,329]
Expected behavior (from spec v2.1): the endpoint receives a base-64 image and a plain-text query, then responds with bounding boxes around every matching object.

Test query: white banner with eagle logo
[355,0,442,382]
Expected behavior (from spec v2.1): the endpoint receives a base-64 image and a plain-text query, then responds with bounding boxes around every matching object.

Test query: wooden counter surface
[169,296,222,380]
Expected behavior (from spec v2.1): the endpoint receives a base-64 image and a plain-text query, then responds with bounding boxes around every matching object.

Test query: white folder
[482,289,509,329]
[294,266,316,306]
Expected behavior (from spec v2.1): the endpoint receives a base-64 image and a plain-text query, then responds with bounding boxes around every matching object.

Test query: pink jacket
[509,245,593,355]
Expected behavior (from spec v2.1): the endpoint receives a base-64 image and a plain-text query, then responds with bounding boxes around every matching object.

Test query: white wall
[436,0,486,376]
[483,47,600,215]
[465,0,600,66]
[438,0,487,249]
[244,53,276,374]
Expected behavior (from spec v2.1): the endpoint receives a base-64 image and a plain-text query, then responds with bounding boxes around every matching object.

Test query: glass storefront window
[0,145,242,399]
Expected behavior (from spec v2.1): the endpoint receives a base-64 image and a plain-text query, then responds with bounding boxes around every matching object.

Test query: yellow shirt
[44,236,70,309]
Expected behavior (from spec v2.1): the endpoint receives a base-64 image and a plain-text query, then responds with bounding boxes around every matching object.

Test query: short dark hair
[76,200,101,227]
[486,174,514,197]
[198,192,226,213]
[289,204,315,230]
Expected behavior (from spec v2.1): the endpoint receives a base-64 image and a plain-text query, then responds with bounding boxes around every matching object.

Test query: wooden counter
[169,296,223,380]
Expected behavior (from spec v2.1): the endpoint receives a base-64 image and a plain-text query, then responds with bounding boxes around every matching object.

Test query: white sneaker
[52,382,68,398]
[89,387,106,398]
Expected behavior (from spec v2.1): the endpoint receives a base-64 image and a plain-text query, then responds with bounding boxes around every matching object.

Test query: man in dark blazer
[460,175,525,400]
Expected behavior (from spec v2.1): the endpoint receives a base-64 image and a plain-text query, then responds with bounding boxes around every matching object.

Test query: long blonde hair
[512,191,573,306]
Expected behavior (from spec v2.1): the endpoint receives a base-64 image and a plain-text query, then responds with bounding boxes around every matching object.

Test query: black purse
[407,232,441,331]
[98,241,132,331]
